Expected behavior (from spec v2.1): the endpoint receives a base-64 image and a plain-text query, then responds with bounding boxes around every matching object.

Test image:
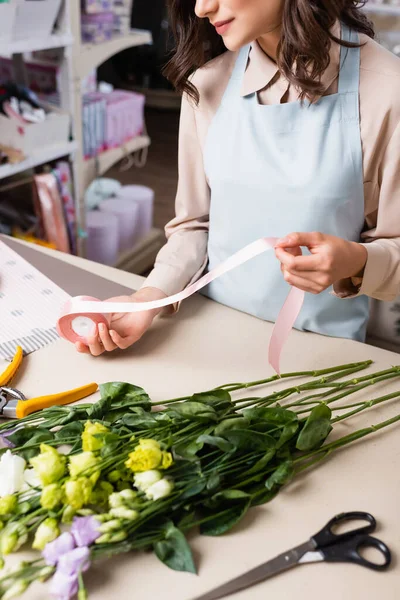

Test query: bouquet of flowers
[0,359,399,600]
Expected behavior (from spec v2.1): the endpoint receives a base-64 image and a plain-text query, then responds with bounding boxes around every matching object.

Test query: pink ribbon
[58,238,304,373]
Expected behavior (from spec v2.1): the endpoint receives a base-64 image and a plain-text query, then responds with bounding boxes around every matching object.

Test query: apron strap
[221,44,251,103]
[338,24,360,95]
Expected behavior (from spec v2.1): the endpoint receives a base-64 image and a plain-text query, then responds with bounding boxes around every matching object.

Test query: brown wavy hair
[163,0,374,103]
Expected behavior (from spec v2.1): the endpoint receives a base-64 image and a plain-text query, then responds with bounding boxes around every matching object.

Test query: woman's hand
[274,232,368,294]
[75,287,168,356]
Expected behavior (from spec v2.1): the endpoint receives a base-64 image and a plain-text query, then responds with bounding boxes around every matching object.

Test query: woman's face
[194,0,284,51]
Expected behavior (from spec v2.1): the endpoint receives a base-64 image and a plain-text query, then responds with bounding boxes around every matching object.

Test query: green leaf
[55,422,84,440]
[100,433,122,458]
[223,429,276,451]
[196,434,234,453]
[243,407,298,425]
[296,403,332,451]
[191,390,232,411]
[173,439,204,460]
[122,413,159,429]
[277,422,299,448]
[180,479,207,500]
[246,449,276,475]
[87,396,112,420]
[211,490,250,502]
[214,417,249,436]
[200,491,251,536]
[265,460,294,491]
[99,382,151,411]
[178,510,197,529]
[168,402,218,423]
[249,486,280,507]
[206,472,221,491]
[154,522,196,573]
[8,427,50,448]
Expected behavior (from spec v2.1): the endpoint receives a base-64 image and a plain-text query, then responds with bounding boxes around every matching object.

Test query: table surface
[2,239,400,600]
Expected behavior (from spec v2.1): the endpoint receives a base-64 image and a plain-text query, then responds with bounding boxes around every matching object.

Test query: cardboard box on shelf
[0,103,70,156]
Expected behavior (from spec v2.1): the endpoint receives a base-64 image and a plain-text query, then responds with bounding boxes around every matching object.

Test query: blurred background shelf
[0,32,73,57]
[78,28,152,78]
[0,141,77,180]
[82,135,151,192]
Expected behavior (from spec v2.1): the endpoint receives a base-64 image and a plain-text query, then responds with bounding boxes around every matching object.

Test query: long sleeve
[142,92,210,297]
[334,122,400,302]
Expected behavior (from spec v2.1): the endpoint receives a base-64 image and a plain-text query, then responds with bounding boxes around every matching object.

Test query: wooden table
[2,240,399,600]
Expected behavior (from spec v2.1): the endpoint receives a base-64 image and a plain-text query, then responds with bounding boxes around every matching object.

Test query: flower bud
[108,531,127,543]
[133,470,162,492]
[145,478,174,501]
[0,495,17,516]
[32,518,60,551]
[108,493,124,509]
[37,565,55,582]
[119,489,137,502]
[97,519,121,533]
[107,470,122,483]
[2,579,29,600]
[109,508,138,521]
[61,505,76,525]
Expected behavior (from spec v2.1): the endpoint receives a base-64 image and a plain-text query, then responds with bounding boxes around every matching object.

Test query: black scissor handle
[312,511,376,547]
[319,533,391,571]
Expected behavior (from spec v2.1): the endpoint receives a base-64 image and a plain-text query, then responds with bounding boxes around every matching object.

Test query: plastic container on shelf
[116,185,154,242]
[13,0,63,41]
[86,210,119,266]
[99,198,140,252]
[81,0,113,13]
[81,12,114,44]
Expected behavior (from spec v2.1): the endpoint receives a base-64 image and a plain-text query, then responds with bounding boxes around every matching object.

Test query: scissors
[192,511,391,600]
[0,346,97,419]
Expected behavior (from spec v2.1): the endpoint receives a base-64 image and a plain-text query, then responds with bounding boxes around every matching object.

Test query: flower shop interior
[0,2,400,600]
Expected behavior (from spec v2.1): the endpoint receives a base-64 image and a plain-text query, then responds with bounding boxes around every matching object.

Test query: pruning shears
[0,346,98,419]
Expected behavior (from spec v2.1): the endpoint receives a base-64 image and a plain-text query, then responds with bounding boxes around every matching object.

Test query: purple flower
[0,429,16,449]
[43,532,76,566]
[57,547,90,577]
[70,516,101,547]
[49,570,79,600]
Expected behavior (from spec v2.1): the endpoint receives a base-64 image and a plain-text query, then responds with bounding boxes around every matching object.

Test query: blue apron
[203,24,370,342]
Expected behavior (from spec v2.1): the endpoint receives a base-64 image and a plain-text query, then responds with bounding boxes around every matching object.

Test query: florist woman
[76,0,400,356]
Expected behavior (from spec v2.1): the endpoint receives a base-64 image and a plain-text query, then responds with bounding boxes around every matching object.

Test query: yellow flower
[125,439,162,473]
[82,421,109,452]
[29,445,66,486]
[64,478,93,510]
[161,451,173,470]
[69,452,100,479]
[40,484,63,510]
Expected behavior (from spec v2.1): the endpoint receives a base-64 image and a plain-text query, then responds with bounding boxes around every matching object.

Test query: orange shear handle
[15,382,98,419]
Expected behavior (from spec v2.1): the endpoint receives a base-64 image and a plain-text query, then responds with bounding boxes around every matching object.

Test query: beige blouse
[144,26,400,303]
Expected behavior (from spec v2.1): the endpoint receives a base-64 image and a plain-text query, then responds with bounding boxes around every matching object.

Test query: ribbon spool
[55,238,305,374]
[57,296,110,345]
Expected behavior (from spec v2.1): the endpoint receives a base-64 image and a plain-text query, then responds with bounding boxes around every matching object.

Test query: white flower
[0,451,26,497]
[133,470,162,492]
[20,468,42,497]
[145,478,174,501]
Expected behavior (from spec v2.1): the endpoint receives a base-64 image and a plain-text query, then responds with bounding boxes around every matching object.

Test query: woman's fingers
[98,323,118,352]
[109,329,137,350]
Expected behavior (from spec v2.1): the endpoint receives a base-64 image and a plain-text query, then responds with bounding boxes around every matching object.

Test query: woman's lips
[214,18,234,35]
